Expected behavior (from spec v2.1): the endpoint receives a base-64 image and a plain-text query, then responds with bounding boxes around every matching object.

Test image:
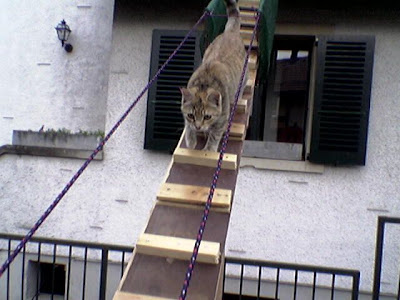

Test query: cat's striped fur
[180,0,246,152]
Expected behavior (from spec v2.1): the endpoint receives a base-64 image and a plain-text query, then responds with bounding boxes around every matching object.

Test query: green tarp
[201,0,278,80]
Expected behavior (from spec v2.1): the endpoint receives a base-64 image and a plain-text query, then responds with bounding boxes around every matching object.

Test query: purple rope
[0,10,210,279]
[178,11,261,300]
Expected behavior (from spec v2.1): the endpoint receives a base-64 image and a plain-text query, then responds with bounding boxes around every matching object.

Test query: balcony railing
[372,216,400,300]
[0,233,133,300]
[224,257,360,300]
[0,233,362,300]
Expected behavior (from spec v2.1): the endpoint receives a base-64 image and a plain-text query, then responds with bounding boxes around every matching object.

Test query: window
[144,29,202,152]
[28,261,66,297]
[246,35,314,161]
[244,35,375,167]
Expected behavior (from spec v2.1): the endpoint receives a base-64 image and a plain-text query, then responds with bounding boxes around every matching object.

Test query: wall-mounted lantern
[55,20,73,53]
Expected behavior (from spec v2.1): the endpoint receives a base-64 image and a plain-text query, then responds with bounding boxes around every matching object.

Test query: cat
[180,0,246,152]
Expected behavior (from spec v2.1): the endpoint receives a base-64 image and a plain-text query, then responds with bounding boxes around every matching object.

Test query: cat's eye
[204,115,212,120]
[187,113,195,120]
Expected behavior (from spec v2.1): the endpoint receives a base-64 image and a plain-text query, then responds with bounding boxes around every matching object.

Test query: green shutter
[309,35,375,165]
[201,0,227,55]
[144,29,202,152]
[258,0,279,81]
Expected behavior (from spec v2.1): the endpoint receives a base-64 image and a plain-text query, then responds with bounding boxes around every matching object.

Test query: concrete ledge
[240,157,324,173]
[12,130,102,149]
[0,130,104,160]
[0,144,103,160]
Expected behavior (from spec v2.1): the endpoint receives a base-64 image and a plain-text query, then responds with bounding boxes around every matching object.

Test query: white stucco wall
[1,1,400,296]
[227,10,400,294]
[0,0,115,145]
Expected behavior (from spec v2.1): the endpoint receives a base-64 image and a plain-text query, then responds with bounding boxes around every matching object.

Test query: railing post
[351,271,360,300]
[372,216,385,300]
[99,249,109,300]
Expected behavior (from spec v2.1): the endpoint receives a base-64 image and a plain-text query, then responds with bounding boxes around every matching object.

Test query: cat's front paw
[184,128,198,149]
[186,139,197,149]
[185,135,197,149]
[202,144,218,152]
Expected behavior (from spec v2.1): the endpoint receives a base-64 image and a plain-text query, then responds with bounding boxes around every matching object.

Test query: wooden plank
[248,68,257,81]
[114,291,174,300]
[116,248,137,293]
[177,135,244,158]
[166,163,238,192]
[237,98,247,113]
[230,123,246,138]
[248,54,258,70]
[233,109,250,128]
[119,205,230,297]
[157,183,231,208]
[242,91,253,103]
[173,148,237,170]
[244,78,255,94]
[145,205,231,245]
[238,0,260,9]
[240,28,253,39]
[243,38,259,48]
[241,18,257,27]
[121,254,221,298]
[136,233,220,264]
[238,0,260,5]
[156,200,231,214]
[229,136,244,142]
[178,129,245,147]
[215,255,226,300]
[241,11,259,21]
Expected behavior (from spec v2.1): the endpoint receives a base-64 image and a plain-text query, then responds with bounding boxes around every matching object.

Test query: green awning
[201,0,227,54]
[258,0,278,80]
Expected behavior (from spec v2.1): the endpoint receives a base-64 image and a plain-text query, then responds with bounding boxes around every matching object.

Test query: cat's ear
[207,90,222,107]
[180,87,192,104]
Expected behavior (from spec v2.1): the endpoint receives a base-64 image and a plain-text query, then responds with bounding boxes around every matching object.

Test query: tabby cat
[180,0,246,152]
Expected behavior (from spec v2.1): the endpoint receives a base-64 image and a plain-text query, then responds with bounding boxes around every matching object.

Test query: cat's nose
[195,125,201,130]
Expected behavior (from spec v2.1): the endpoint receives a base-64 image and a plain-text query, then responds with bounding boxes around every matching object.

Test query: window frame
[242,32,374,171]
[243,34,320,172]
[144,29,202,152]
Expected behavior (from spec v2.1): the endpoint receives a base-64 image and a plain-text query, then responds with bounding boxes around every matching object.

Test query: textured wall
[1,1,400,295]
[0,0,115,145]
[228,10,400,294]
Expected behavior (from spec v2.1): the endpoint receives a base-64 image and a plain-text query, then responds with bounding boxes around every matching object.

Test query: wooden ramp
[114,1,260,299]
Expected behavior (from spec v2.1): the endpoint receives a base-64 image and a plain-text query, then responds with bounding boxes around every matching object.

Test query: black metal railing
[372,216,400,300]
[224,257,360,300]
[1,233,363,300]
[0,233,133,300]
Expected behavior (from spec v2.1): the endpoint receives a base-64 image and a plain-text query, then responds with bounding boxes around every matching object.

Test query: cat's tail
[224,0,240,32]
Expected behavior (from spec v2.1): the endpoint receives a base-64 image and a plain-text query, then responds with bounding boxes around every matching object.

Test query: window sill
[1,130,104,160]
[240,157,324,174]
[243,141,303,161]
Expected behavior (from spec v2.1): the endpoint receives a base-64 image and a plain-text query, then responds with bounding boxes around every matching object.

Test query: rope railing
[178,10,261,300]
[0,10,210,278]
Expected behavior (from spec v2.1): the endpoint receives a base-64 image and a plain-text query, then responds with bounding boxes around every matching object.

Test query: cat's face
[180,87,222,132]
